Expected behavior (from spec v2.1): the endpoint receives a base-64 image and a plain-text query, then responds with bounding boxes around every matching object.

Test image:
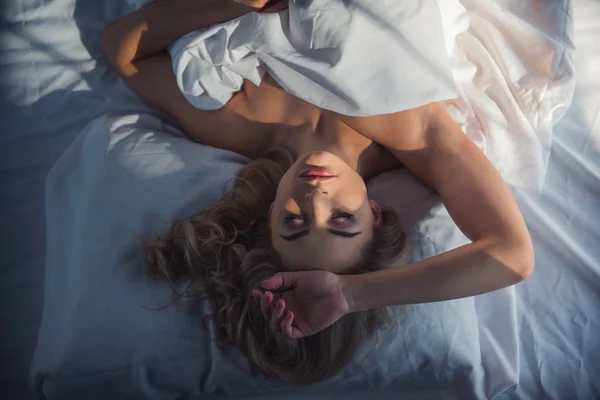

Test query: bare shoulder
[335,102,451,152]
[338,101,482,188]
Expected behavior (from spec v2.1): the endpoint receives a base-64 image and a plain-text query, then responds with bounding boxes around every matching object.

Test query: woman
[102,0,534,385]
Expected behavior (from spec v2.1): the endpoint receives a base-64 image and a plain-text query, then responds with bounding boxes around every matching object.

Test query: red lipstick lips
[298,167,337,180]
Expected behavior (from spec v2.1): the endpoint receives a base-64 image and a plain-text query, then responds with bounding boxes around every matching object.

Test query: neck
[275,113,385,179]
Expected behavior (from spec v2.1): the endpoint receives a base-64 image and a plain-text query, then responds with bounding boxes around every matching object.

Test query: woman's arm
[252,104,534,339]
[101,0,259,74]
[101,0,282,157]
[341,103,534,310]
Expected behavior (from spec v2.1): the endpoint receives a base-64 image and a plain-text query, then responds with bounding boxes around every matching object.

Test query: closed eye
[283,210,355,225]
[283,213,305,228]
[279,229,361,241]
[284,213,303,222]
[331,210,355,221]
[280,209,360,241]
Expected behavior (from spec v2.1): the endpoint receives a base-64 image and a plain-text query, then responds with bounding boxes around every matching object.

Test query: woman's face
[269,151,381,272]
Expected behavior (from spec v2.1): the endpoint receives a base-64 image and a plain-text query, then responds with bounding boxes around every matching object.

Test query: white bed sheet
[0,0,598,399]
[502,0,600,397]
[0,1,154,397]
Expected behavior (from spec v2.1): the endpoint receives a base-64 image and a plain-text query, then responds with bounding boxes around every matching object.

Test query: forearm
[101,0,246,71]
[345,237,533,312]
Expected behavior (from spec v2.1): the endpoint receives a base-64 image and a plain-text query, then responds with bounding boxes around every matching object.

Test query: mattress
[0,0,598,398]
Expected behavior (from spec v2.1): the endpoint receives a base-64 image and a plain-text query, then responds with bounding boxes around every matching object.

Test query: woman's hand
[252,270,352,339]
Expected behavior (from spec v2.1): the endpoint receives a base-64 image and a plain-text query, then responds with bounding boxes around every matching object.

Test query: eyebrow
[279,229,362,241]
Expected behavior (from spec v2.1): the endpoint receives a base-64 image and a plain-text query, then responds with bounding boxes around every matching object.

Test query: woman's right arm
[101,0,279,157]
[255,104,534,338]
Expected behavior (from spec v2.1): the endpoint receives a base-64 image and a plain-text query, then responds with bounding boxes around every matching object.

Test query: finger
[270,299,285,332]
[260,291,273,315]
[261,273,297,291]
[281,311,305,339]
[281,310,298,338]
[252,290,268,316]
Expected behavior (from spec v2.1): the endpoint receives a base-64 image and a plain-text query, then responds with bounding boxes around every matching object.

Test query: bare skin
[101,0,402,270]
[103,0,534,338]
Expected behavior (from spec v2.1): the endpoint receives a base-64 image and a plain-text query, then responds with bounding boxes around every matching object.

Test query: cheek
[274,170,294,205]
[338,175,369,210]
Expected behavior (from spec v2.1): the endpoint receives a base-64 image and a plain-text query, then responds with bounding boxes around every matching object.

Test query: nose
[304,188,328,202]
[305,188,329,227]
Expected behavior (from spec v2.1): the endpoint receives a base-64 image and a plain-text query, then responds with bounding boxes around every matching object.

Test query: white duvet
[169,0,456,115]
[170,0,574,189]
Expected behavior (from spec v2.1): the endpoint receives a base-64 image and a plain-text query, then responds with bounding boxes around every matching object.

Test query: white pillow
[31,113,515,399]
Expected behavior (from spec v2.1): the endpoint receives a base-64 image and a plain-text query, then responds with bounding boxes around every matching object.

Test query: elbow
[101,21,128,70]
[517,242,535,281]
[488,235,535,283]
[510,237,535,282]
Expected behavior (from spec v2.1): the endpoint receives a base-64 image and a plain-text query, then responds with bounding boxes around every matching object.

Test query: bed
[1,0,598,399]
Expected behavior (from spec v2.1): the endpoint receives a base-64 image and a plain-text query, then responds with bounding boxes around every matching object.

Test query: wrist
[341,274,367,314]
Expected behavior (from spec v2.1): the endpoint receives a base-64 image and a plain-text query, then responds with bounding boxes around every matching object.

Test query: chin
[300,151,348,168]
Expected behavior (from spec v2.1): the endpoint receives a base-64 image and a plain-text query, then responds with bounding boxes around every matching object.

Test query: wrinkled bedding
[170,0,574,189]
[1,0,598,399]
[169,0,456,115]
[29,112,496,399]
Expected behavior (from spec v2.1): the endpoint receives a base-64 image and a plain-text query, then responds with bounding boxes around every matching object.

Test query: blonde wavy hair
[145,147,408,384]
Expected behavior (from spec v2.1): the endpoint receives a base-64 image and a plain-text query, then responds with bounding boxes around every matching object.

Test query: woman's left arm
[341,103,534,311]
